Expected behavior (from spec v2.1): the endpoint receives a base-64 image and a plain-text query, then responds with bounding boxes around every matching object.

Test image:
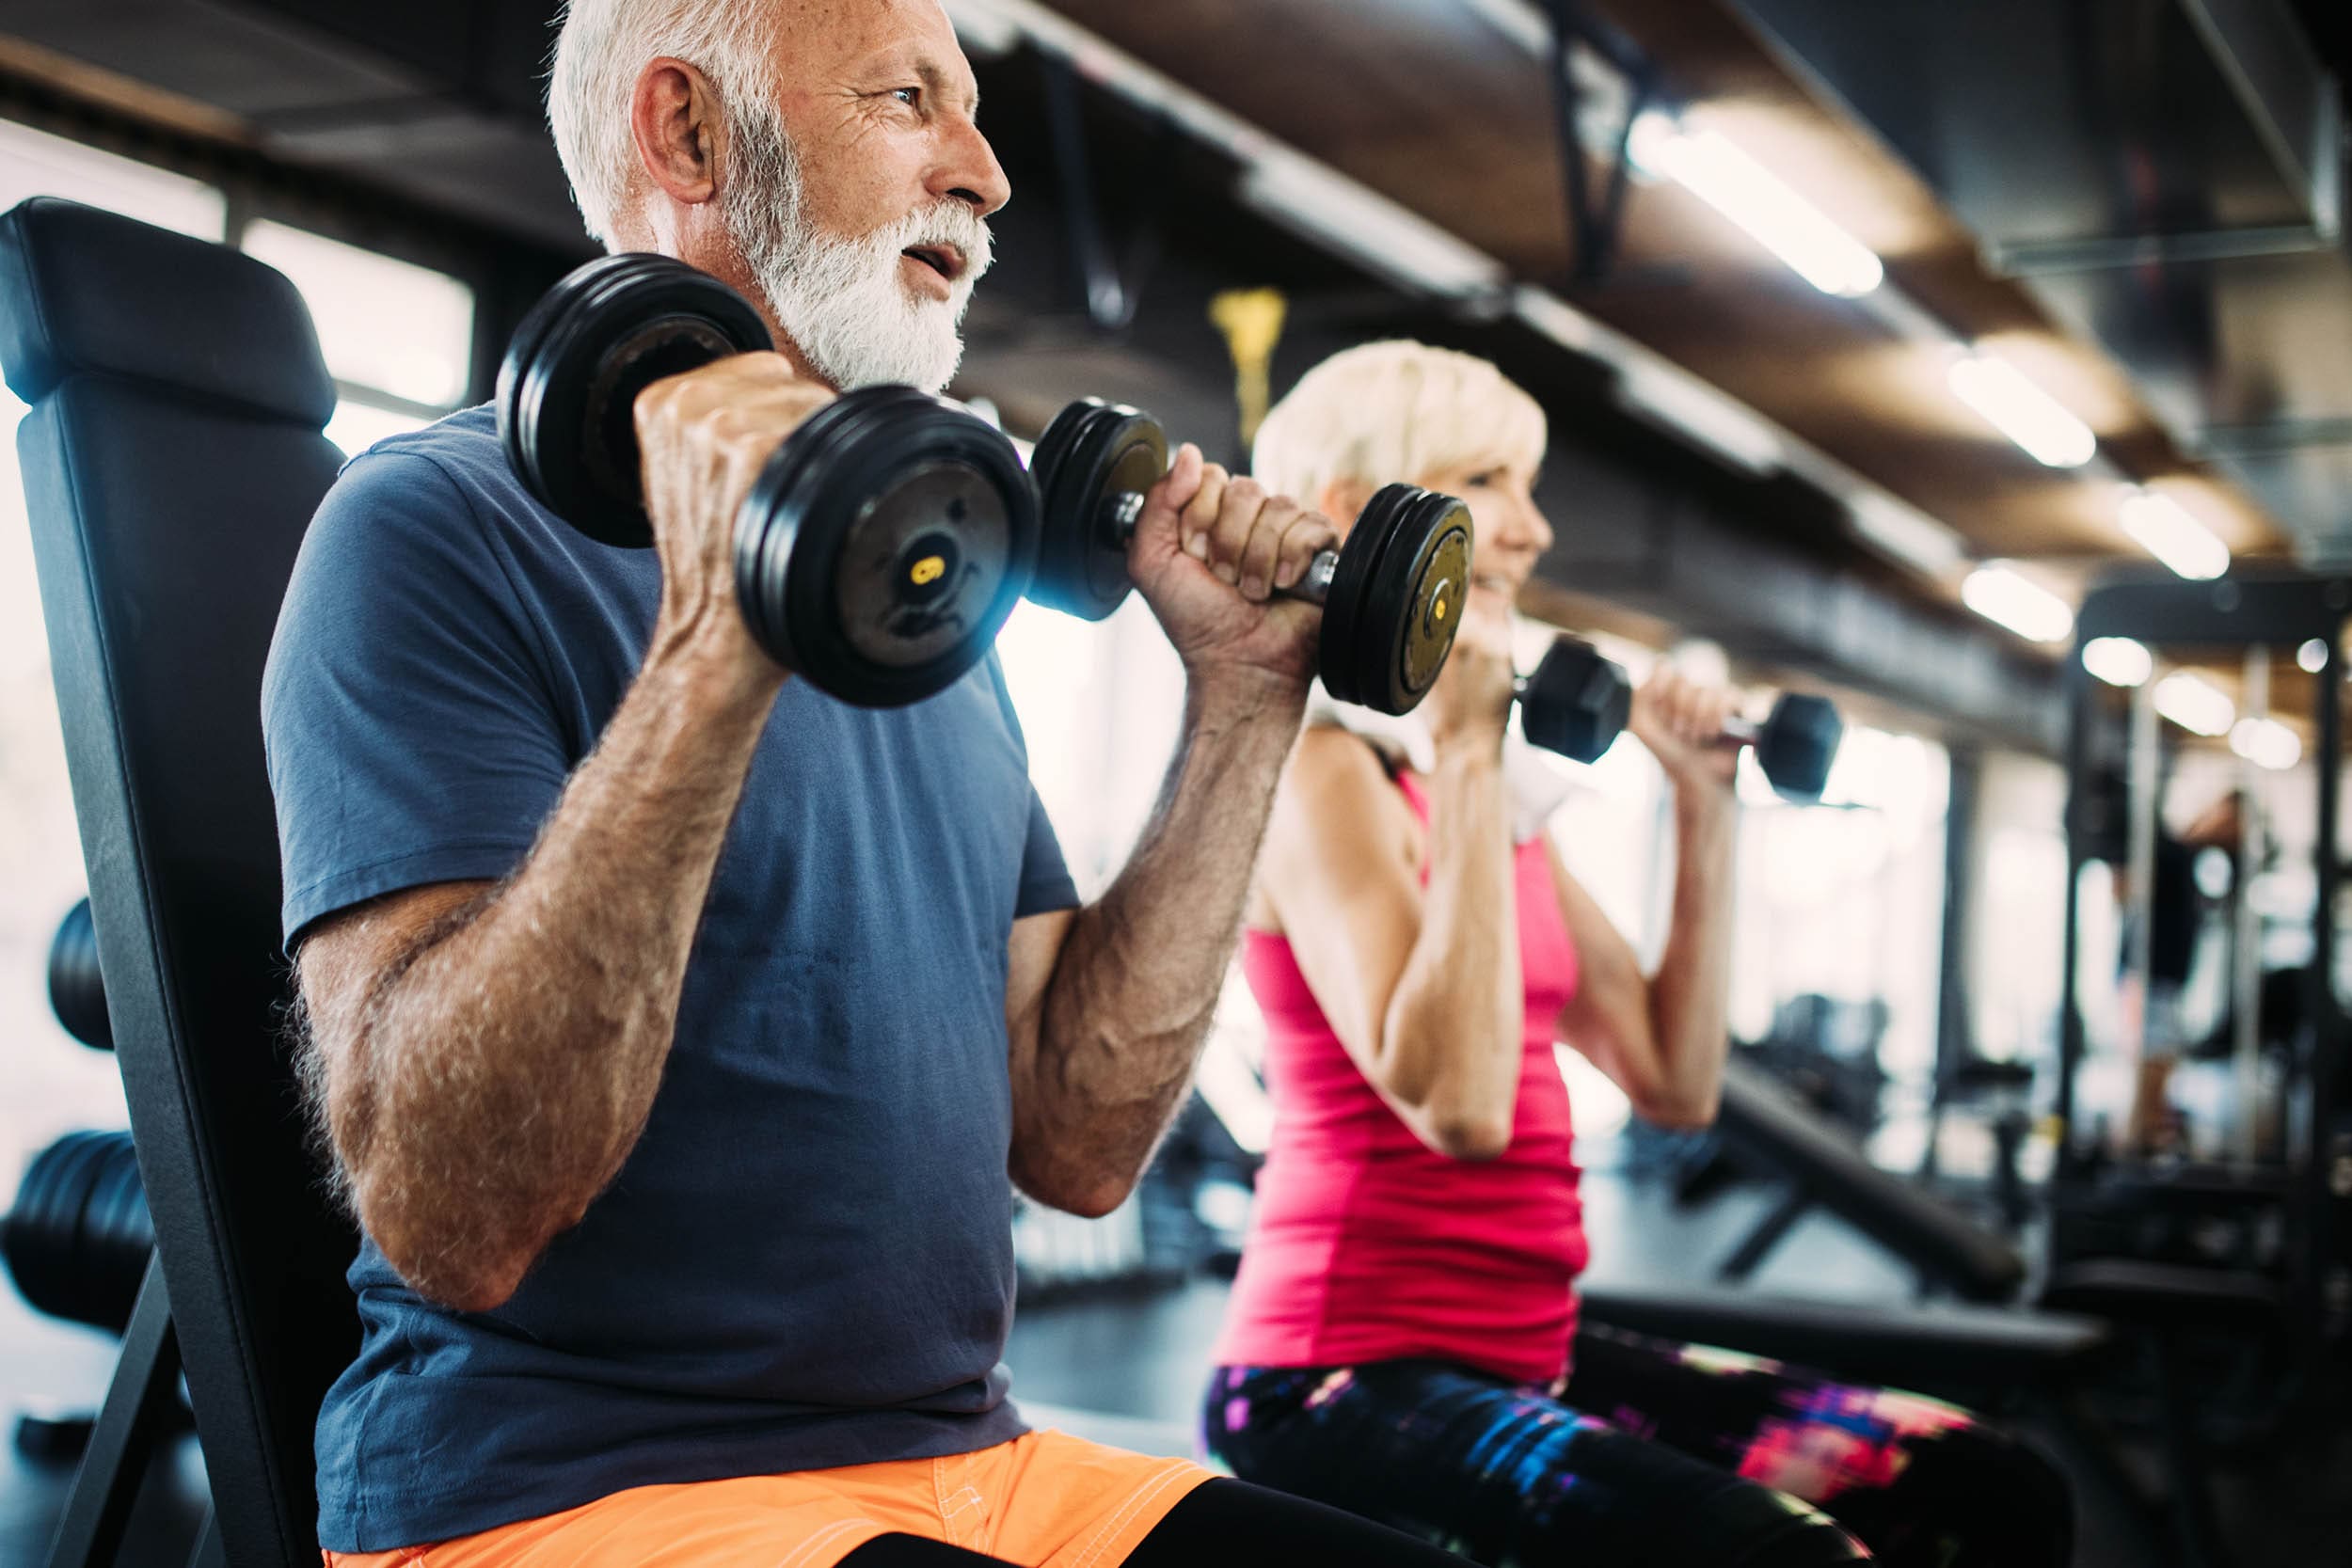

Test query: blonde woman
[1200,343,2071,1566]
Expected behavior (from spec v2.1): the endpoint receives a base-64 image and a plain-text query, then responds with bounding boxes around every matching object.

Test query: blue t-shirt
[262,405,1078,1553]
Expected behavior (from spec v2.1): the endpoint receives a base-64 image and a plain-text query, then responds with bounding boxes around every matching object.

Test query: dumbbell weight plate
[1319,485,1474,716]
[1029,398,1164,622]
[497,254,771,547]
[736,386,1039,707]
[47,898,110,1052]
[1,1130,152,1334]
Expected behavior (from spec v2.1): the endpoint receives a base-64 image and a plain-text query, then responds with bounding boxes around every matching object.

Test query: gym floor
[11,1168,2344,1567]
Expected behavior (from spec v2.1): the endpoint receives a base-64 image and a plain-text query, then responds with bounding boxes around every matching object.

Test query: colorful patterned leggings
[1201,1327,2074,1567]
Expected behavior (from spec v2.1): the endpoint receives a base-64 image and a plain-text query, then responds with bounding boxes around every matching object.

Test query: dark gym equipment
[1517,635,1632,763]
[1026,398,1474,716]
[2,195,355,1568]
[48,896,111,1051]
[1704,1056,2028,1302]
[3,1131,153,1335]
[498,253,1038,707]
[1516,636,1845,801]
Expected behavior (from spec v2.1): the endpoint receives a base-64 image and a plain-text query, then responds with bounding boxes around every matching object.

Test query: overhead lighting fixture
[1627,112,1884,298]
[2081,637,2153,688]
[1947,351,2097,468]
[1238,155,1507,297]
[2231,718,2302,771]
[1848,493,1965,575]
[942,0,1024,57]
[2119,488,2230,580]
[1615,360,1784,474]
[1962,562,2074,643]
[2153,672,2235,736]
[1511,286,1597,353]
[2299,638,2331,673]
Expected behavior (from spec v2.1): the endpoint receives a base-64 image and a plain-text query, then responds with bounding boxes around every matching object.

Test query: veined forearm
[1024,673,1303,1210]
[1380,745,1521,1147]
[340,648,780,1305]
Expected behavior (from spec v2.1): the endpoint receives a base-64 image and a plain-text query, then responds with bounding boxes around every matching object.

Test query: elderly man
[263,1,1473,1565]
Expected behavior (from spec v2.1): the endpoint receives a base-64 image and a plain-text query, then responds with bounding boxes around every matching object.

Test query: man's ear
[1317,478,1377,531]
[628,56,721,208]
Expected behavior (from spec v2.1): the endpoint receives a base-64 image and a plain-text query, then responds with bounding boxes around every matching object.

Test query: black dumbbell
[2,1131,151,1334]
[497,254,1037,707]
[1025,399,1475,716]
[1517,637,1844,801]
[48,898,110,1052]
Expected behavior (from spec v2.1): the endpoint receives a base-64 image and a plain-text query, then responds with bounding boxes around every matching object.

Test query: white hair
[547,0,781,245]
[1253,341,1548,509]
[546,0,991,390]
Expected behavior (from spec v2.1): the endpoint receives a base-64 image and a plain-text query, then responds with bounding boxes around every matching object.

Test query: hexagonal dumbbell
[1517,637,1843,801]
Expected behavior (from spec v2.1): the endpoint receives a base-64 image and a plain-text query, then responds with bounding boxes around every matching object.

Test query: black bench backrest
[0,196,358,1568]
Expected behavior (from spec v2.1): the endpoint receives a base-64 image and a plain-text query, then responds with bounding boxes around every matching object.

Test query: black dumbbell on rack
[1517,637,1845,802]
[498,255,1037,707]
[48,896,109,1051]
[1025,399,1474,717]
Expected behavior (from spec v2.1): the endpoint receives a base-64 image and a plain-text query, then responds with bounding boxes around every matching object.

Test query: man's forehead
[771,0,969,75]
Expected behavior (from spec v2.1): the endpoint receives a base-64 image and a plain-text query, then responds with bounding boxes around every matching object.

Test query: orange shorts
[325,1428,1215,1568]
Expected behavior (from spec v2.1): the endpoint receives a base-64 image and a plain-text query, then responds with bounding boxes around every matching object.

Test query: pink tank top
[1214,767,1590,1386]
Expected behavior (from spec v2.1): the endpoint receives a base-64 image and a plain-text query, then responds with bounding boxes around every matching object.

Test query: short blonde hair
[548,0,782,246]
[1251,341,1548,508]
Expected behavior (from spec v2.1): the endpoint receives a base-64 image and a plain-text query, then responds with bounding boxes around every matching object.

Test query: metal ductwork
[1732,0,2352,564]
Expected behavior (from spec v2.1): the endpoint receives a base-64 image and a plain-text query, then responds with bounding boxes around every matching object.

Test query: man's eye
[1465,470,1500,489]
[892,87,922,107]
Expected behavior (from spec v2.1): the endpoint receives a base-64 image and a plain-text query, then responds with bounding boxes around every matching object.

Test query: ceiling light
[2081,637,2153,688]
[942,0,1023,57]
[1627,113,1883,298]
[2230,718,2302,770]
[1848,493,1965,574]
[2298,638,2329,673]
[1962,562,2074,643]
[2119,488,2230,580]
[1238,155,1506,297]
[2153,672,2235,736]
[1615,361,1783,474]
[1511,286,1597,352]
[1947,352,2097,468]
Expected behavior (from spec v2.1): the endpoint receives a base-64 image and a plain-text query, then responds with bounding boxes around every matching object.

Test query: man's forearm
[1019,673,1303,1213]
[1646,789,1739,1118]
[327,647,780,1307]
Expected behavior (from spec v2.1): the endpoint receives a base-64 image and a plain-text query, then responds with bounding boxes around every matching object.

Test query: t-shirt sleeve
[263,451,573,948]
[1015,785,1079,918]
[977,651,1079,918]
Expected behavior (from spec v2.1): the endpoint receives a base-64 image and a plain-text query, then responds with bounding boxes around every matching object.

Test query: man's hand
[1126,444,1334,693]
[1627,664,1742,798]
[633,352,834,691]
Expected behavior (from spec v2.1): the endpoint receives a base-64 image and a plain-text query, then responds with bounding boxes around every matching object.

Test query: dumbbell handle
[1719,715,1765,749]
[1102,491,1340,607]
[1506,673,1761,748]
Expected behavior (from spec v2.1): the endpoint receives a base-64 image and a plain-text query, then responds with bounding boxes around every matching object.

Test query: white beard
[723,102,992,394]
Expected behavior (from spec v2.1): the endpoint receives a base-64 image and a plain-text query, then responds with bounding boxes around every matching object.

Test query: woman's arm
[1549,667,1740,1129]
[1261,723,1525,1159]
